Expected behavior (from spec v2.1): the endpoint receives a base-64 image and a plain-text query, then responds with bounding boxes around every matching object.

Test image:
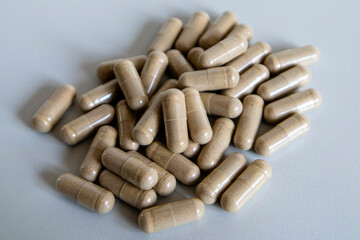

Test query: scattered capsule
[200,92,243,118]
[149,79,178,105]
[167,49,194,78]
[116,100,139,151]
[226,24,253,40]
[182,139,201,159]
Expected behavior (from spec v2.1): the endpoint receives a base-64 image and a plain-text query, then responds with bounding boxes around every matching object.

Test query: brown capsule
[255,114,310,156]
[140,50,169,97]
[166,49,194,78]
[114,60,149,111]
[257,65,311,102]
[99,169,157,210]
[138,198,205,234]
[175,11,210,53]
[199,11,238,49]
[197,118,235,172]
[200,92,243,118]
[101,147,158,190]
[187,47,204,70]
[56,173,115,214]
[196,153,247,204]
[233,95,264,150]
[182,139,201,159]
[116,100,139,151]
[79,125,117,182]
[32,84,76,133]
[220,160,272,213]
[226,41,271,73]
[148,18,183,53]
[226,24,253,40]
[179,66,239,91]
[146,141,200,185]
[264,45,320,74]
[149,79,178,105]
[60,104,115,145]
[264,88,322,124]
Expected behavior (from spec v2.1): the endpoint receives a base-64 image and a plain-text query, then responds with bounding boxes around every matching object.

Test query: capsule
[226,42,271,73]
[167,49,194,78]
[162,89,189,153]
[226,24,253,40]
[32,84,76,133]
[96,55,146,83]
[79,125,117,182]
[140,50,169,97]
[199,34,248,68]
[146,141,200,185]
[257,65,311,102]
[264,88,322,124]
[200,92,243,118]
[233,95,264,150]
[255,114,310,156]
[99,170,157,210]
[179,66,239,91]
[182,139,201,159]
[175,11,210,53]
[78,79,120,112]
[187,47,204,69]
[196,153,247,204]
[114,60,149,111]
[149,79,178,105]
[199,11,238,49]
[56,173,115,214]
[60,104,115,145]
[101,147,158,190]
[264,45,320,74]
[148,18,183,53]
[138,198,205,233]
[220,160,272,213]
[116,100,139,151]
[197,118,235,171]
[128,151,176,196]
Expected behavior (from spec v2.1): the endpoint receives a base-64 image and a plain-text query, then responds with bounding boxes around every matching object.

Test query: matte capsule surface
[56,173,115,214]
[226,24,253,40]
[138,198,205,233]
[187,47,204,69]
[182,139,201,159]
[149,79,178,105]
[220,160,272,213]
[200,92,243,118]
[116,100,139,151]
[32,84,76,133]
[167,49,194,78]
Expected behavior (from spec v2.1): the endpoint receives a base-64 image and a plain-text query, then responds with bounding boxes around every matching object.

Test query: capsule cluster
[31,10,321,234]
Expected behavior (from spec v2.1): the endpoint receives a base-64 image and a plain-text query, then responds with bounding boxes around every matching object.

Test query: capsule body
[167,49,194,77]
[226,24,253,40]
[32,84,76,133]
[149,79,178,105]
[182,140,201,159]
[200,92,243,118]
[116,100,139,151]
[187,47,204,69]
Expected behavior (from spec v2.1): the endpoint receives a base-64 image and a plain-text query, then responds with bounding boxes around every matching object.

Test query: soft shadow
[269,40,297,53]
[116,200,140,230]
[61,137,92,174]
[39,165,65,191]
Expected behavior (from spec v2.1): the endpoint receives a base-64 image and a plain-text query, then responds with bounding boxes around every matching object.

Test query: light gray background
[1,0,359,239]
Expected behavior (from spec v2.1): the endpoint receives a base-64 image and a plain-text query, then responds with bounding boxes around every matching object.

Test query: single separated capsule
[101,147,158,190]
[116,100,139,151]
[182,139,201,159]
[60,104,115,145]
[187,47,204,69]
[197,118,235,172]
[264,88,322,124]
[32,84,76,133]
[200,92,243,118]
[138,198,205,234]
[226,24,253,40]
[56,173,115,214]
[264,45,320,74]
[79,125,117,182]
[196,153,247,204]
[149,79,178,105]
[220,160,272,213]
[255,114,310,156]
[167,49,194,78]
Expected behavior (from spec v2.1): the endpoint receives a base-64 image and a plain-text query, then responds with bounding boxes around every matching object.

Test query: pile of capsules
[31,11,321,234]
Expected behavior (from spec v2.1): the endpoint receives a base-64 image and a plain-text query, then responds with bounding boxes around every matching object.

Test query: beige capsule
[196,153,247,204]
[79,125,117,182]
[60,104,115,145]
[220,160,272,213]
[200,92,243,118]
[148,18,183,53]
[149,79,178,105]
[179,66,239,91]
[199,11,238,49]
[167,49,194,78]
[146,141,200,185]
[255,114,310,156]
[264,45,320,74]
[182,139,201,159]
[138,198,205,234]
[141,50,169,97]
[99,169,157,210]
[257,65,311,102]
[226,24,253,40]
[101,147,158,190]
[32,84,76,133]
[233,95,264,150]
[187,47,204,70]
[56,173,115,214]
[116,100,139,151]
[226,42,271,73]
[114,60,149,111]
[264,88,322,124]
[197,118,235,172]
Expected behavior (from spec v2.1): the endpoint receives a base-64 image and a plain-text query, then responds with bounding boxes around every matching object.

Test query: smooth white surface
[1,0,359,239]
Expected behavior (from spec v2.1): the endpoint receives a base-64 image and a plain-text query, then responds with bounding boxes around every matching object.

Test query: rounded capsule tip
[139,168,159,190]
[95,191,115,214]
